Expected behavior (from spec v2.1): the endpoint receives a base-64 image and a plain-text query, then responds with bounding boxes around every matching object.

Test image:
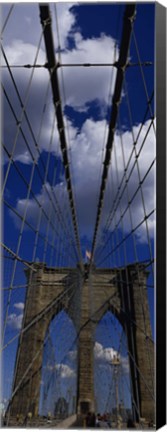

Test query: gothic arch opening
[94,310,133,425]
[39,310,78,418]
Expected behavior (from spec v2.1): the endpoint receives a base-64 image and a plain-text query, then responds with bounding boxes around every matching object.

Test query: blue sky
[1,1,155,417]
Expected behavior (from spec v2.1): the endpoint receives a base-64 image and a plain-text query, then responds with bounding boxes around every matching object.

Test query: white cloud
[9,117,155,244]
[55,363,76,378]
[46,363,76,378]
[7,313,23,330]
[59,33,118,111]
[101,119,156,242]
[70,117,155,242]
[94,342,130,375]
[14,302,25,311]
[94,341,118,363]
[2,5,119,170]
[53,3,77,50]
[2,32,118,126]
[10,181,67,237]
[2,39,45,66]
[2,3,76,52]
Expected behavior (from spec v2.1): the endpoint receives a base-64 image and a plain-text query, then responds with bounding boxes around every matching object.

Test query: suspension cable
[0,4,15,35]
[39,5,83,270]
[90,5,136,261]
[1,47,79,263]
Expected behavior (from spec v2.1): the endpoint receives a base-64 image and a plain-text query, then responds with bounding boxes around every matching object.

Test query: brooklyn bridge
[1,2,156,429]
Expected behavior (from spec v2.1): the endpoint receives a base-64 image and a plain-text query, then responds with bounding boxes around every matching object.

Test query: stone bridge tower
[7,263,154,424]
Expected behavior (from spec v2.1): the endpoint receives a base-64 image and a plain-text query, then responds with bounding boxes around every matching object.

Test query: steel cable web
[39,4,83,271]
[2,56,79,344]
[1,2,155,426]
[1,45,79,266]
[2,30,48,344]
[94,114,155,267]
[90,6,155,410]
[92,0,155,356]
[90,4,136,262]
[1,5,82,417]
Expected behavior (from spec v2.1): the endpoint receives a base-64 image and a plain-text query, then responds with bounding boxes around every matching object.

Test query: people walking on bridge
[85,411,96,427]
[127,417,135,428]
[96,413,110,429]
